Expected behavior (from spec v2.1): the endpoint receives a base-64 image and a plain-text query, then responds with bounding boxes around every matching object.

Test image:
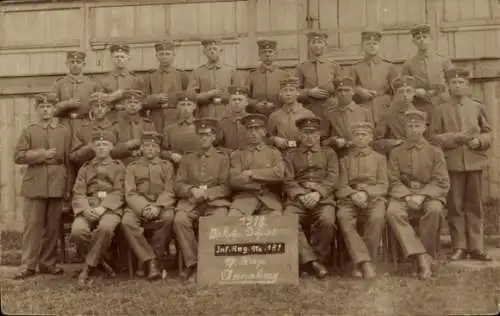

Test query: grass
[1,264,499,316]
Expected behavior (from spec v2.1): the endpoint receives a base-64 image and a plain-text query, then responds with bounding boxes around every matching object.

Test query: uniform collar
[140,156,161,164]
[417,50,432,59]
[94,118,112,128]
[112,69,130,77]
[334,102,355,112]
[405,138,426,150]
[126,114,142,124]
[92,156,113,166]
[364,55,382,64]
[392,101,414,113]
[301,145,320,153]
[227,111,247,121]
[205,62,221,70]
[159,65,174,73]
[310,57,326,63]
[351,146,372,157]
[67,74,85,83]
[38,120,58,129]
[198,147,216,157]
[259,63,276,73]
[248,144,265,151]
[282,102,302,113]
[178,117,195,125]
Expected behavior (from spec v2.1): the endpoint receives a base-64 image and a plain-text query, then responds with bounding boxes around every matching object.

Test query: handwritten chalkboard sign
[197,215,299,285]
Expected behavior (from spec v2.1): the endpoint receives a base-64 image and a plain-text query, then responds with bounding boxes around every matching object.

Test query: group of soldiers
[13,23,493,285]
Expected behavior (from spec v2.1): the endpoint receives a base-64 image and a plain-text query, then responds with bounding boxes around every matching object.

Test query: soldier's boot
[147,259,161,281]
[310,261,328,279]
[101,260,116,278]
[360,261,376,280]
[13,268,36,280]
[449,248,467,261]
[351,265,362,278]
[181,264,197,282]
[469,250,492,262]
[39,265,64,275]
[416,254,432,280]
[135,262,146,278]
[78,266,92,285]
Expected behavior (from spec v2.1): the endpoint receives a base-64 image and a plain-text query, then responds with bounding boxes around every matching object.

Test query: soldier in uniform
[246,39,290,115]
[386,109,450,279]
[71,130,125,285]
[173,118,231,281]
[432,67,493,261]
[295,31,341,123]
[336,121,387,279]
[122,131,176,280]
[99,44,144,122]
[283,116,338,279]
[143,41,190,132]
[13,93,71,279]
[161,92,201,166]
[229,114,285,216]
[217,86,250,152]
[268,77,315,152]
[113,90,156,166]
[70,93,119,168]
[352,30,398,123]
[402,24,453,106]
[188,39,239,119]
[323,76,371,158]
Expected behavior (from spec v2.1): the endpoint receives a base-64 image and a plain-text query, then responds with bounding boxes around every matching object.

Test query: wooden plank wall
[0,0,499,231]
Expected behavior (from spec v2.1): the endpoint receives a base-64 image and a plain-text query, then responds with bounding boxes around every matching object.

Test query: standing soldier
[143,41,190,132]
[336,122,387,279]
[13,93,71,279]
[161,92,201,166]
[173,119,231,281]
[402,24,453,106]
[71,130,125,285]
[246,39,290,115]
[432,67,493,261]
[268,77,315,152]
[99,44,144,122]
[70,93,119,169]
[295,31,341,123]
[323,77,371,158]
[122,131,176,280]
[283,116,338,279]
[229,114,285,216]
[352,30,398,123]
[113,90,156,166]
[217,86,250,152]
[386,109,450,279]
[188,39,239,119]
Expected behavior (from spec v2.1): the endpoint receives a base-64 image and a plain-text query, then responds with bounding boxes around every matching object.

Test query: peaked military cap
[350,121,374,133]
[34,93,58,106]
[66,50,86,61]
[241,113,267,128]
[141,130,162,144]
[228,86,249,96]
[257,39,278,50]
[334,76,356,89]
[280,76,300,88]
[306,31,328,41]
[444,67,470,80]
[89,93,109,107]
[296,116,321,131]
[391,75,416,91]
[123,89,145,102]
[404,109,427,123]
[410,24,431,37]
[91,130,117,144]
[361,30,382,42]
[194,118,218,133]
[154,41,176,52]
[176,91,197,103]
[201,38,221,47]
[109,44,130,54]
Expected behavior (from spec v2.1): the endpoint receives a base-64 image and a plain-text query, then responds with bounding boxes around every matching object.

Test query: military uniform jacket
[431,98,492,171]
[217,111,248,151]
[373,102,415,154]
[388,139,450,204]
[295,58,340,100]
[161,118,201,160]
[125,157,176,215]
[246,64,290,107]
[284,146,339,208]
[70,118,119,167]
[99,70,144,108]
[174,148,230,212]
[52,74,100,118]
[72,157,125,216]
[229,144,285,212]
[268,103,315,142]
[336,147,388,202]
[188,63,238,105]
[113,115,156,164]
[14,121,72,199]
[401,52,453,90]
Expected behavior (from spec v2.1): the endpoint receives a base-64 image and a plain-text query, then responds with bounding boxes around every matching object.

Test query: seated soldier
[113,90,156,165]
[217,86,250,152]
[122,131,175,281]
[283,116,338,279]
[71,130,125,285]
[161,92,201,166]
[173,119,231,281]
[323,76,371,158]
[386,109,450,280]
[336,121,388,279]
[70,93,119,168]
[229,114,285,216]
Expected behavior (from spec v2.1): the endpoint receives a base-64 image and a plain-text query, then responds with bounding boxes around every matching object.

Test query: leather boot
[416,254,432,280]
[360,261,376,280]
[147,259,161,281]
[310,261,328,279]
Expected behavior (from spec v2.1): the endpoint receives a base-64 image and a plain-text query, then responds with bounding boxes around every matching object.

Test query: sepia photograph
[0,0,499,315]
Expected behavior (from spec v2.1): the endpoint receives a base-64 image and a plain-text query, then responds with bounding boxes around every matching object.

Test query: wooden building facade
[0,0,499,231]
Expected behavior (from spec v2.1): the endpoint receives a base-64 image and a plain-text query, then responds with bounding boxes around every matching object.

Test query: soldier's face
[198,130,216,149]
[309,39,326,56]
[177,101,196,117]
[337,87,354,105]
[66,59,85,75]
[406,121,426,139]
[352,130,373,147]
[396,86,415,103]
[156,50,175,65]
[230,94,248,112]
[363,40,380,56]
[246,126,266,144]
[412,34,431,50]
[280,86,298,104]
[125,99,142,115]
[300,130,321,147]
[203,45,222,62]
[93,141,113,159]
[92,103,109,120]
[142,142,160,159]
[111,52,130,69]
[447,77,469,97]
[259,49,276,63]
[37,103,56,120]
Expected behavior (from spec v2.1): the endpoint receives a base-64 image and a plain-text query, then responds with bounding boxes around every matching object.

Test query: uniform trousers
[228,196,282,217]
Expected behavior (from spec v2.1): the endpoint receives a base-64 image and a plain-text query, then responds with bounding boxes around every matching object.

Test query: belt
[402,179,423,189]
